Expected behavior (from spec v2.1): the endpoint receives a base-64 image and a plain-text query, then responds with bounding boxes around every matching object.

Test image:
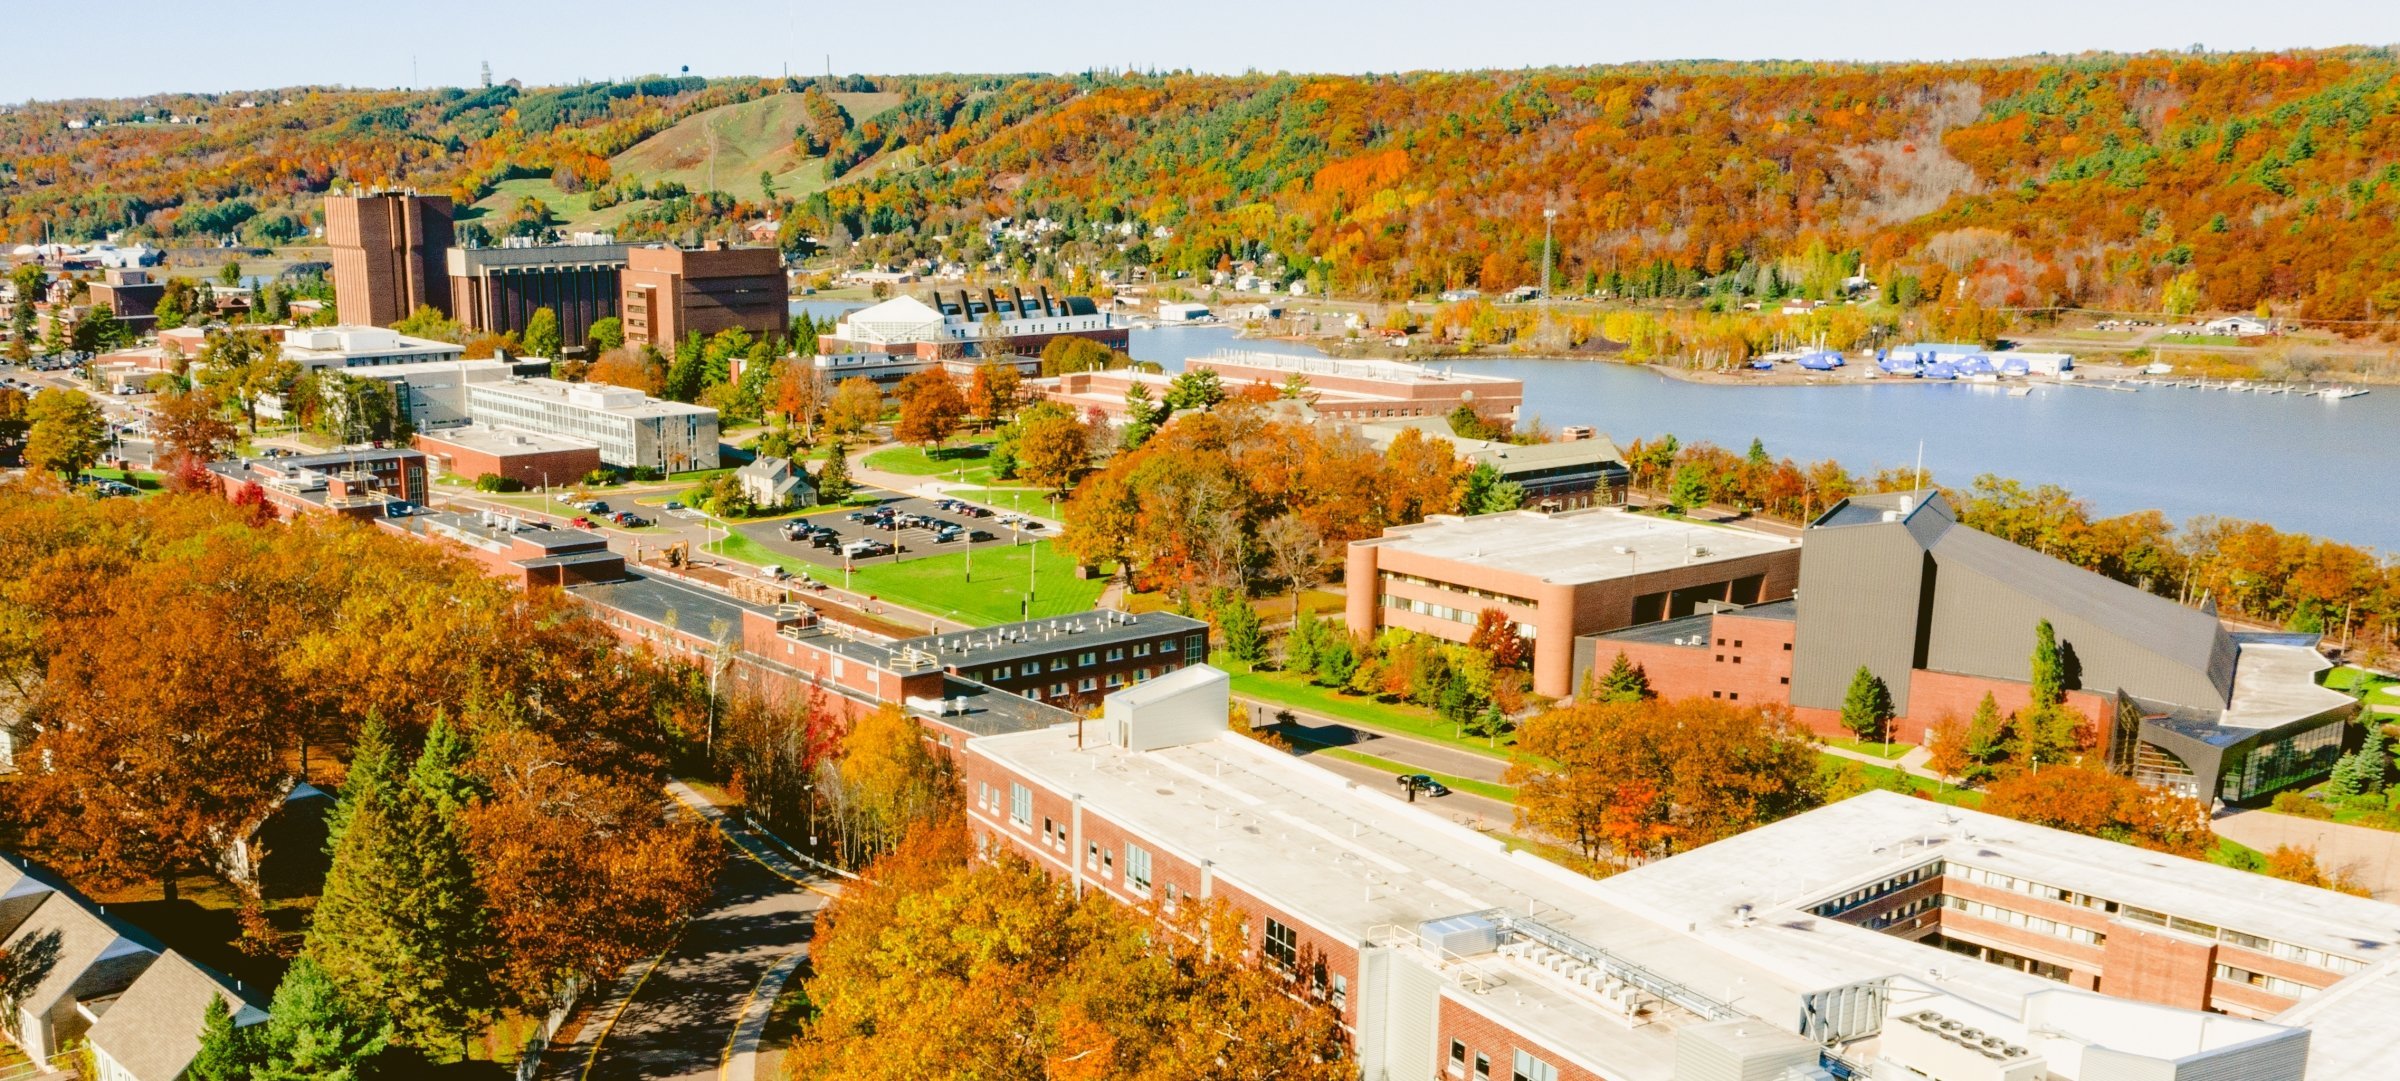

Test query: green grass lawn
[1825,738,1917,760]
[2327,666,2400,705]
[2157,333,2245,346]
[1823,754,1983,808]
[1217,657,1530,762]
[804,542,1106,625]
[864,437,999,478]
[949,486,1057,516]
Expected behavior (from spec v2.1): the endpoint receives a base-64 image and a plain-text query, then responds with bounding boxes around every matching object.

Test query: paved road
[1296,750,1520,833]
[1236,696,1515,785]
[564,789,839,1081]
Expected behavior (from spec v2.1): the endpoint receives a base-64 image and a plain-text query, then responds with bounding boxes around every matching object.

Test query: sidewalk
[1818,742,1945,781]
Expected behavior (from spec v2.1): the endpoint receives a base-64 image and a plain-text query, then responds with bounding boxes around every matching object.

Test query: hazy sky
[10,0,2400,102]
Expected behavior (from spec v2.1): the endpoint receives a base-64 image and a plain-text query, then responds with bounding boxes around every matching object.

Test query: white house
[735,456,812,510]
[1156,302,1211,322]
[2203,315,2271,336]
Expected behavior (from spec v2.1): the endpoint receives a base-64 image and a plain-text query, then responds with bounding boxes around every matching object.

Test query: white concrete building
[466,377,719,472]
[279,325,464,369]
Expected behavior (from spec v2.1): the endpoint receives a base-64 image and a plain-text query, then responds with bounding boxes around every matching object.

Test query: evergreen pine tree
[1283,615,1323,674]
[1839,666,1896,744]
[304,717,494,1060]
[1217,597,1265,664]
[815,441,854,502]
[1595,651,1652,703]
[2030,619,2065,707]
[2361,723,2392,795]
[187,995,263,1081]
[388,715,496,1056]
[256,956,392,1081]
[1963,692,2007,783]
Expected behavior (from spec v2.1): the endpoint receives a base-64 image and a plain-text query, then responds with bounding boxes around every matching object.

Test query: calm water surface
[1132,326,2400,552]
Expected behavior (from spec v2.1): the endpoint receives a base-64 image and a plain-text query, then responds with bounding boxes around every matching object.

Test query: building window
[1512,1051,1557,1081]
[1780,676,1790,685]
[1160,638,1177,653]
[1106,647,1124,662]
[1021,662,1039,676]
[1050,658,1068,672]
[1078,651,1097,666]
[1134,642,1151,657]
[1450,1041,1466,1076]
[1052,682,1068,697]
[1126,844,1152,893]
[1009,783,1031,827]
[1105,673,1124,688]
[1474,1053,1490,1081]
[1079,677,1098,692]
[1185,634,1205,655]
[1264,919,1298,970]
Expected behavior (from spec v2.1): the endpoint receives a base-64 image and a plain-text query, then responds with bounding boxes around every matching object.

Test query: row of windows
[1943,895,2104,946]
[1448,1042,1556,1081]
[2215,963,2322,1000]
[971,639,1174,683]
[1810,862,1942,918]
[1938,863,2364,975]
[1378,571,1538,610]
[1380,593,1536,637]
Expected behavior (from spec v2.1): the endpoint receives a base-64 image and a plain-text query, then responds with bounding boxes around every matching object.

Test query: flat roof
[570,572,771,636]
[1196,350,1521,387]
[417,425,600,457]
[2221,638,2357,730]
[970,726,1809,1080]
[1601,790,2400,974]
[1356,507,1797,585]
[894,610,1207,669]
[471,377,716,420]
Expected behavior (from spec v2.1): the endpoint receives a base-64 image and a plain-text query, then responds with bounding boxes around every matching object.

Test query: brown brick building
[1345,508,1802,697]
[413,427,604,489]
[446,242,629,352]
[326,191,454,327]
[619,244,786,349]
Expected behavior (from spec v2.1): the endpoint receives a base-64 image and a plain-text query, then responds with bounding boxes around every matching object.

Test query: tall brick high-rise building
[326,191,454,327]
[619,243,786,349]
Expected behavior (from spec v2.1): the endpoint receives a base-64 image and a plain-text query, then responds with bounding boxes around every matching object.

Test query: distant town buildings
[619,243,787,349]
[324,190,453,327]
[447,237,630,351]
[463,377,720,472]
[1188,351,1524,422]
[1358,416,1629,508]
[814,286,1126,385]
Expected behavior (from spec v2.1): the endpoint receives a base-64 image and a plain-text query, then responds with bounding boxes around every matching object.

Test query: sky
[9,0,2400,102]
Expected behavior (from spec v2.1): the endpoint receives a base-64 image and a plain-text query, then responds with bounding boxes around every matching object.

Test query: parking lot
[730,492,1050,574]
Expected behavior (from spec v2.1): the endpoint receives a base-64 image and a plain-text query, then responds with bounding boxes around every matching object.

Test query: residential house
[735,456,812,511]
[86,951,268,1081]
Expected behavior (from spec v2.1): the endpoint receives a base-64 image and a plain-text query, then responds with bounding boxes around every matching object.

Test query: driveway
[2214,810,2400,900]
[563,791,835,1081]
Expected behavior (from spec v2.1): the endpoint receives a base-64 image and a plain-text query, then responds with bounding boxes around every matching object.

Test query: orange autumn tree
[1507,697,1825,864]
[1980,761,2211,858]
[787,815,1350,1080]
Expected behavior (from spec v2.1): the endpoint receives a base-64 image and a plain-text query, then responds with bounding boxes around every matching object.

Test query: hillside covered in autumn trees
[10,50,2400,322]
[14,52,2400,322]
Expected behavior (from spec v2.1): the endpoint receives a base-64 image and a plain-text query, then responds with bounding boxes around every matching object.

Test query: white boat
[2142,362,2173,375]
[2320,386,2370,401]
[2007,386,2034,397]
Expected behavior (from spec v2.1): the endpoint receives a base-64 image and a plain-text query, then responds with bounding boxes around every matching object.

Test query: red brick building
[325,191,453,328]
[620,244,786,349]
[965,689,2358,1081]
[413,427,603,489]
[203,449,430,522]
[1346,508,1802,698]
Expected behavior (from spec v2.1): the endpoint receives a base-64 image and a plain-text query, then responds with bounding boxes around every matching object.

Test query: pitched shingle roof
[86,951,267,1081]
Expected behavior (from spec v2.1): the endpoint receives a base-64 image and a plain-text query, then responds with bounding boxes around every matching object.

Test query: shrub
[2271,790,2335,819]
[472,473,524,493]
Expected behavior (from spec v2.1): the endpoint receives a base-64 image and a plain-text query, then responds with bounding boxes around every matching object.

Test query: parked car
[664,500,684,511]
[622,514,651,528]
[572,517,593,529]
[967,529,996,543]
[934,527,964,543]
[1397,775,1451,798]
[587,501,611,515]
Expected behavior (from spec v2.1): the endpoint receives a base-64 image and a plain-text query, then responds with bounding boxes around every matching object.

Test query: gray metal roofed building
[1793,491,2355,803]
[86,950,268,1081]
